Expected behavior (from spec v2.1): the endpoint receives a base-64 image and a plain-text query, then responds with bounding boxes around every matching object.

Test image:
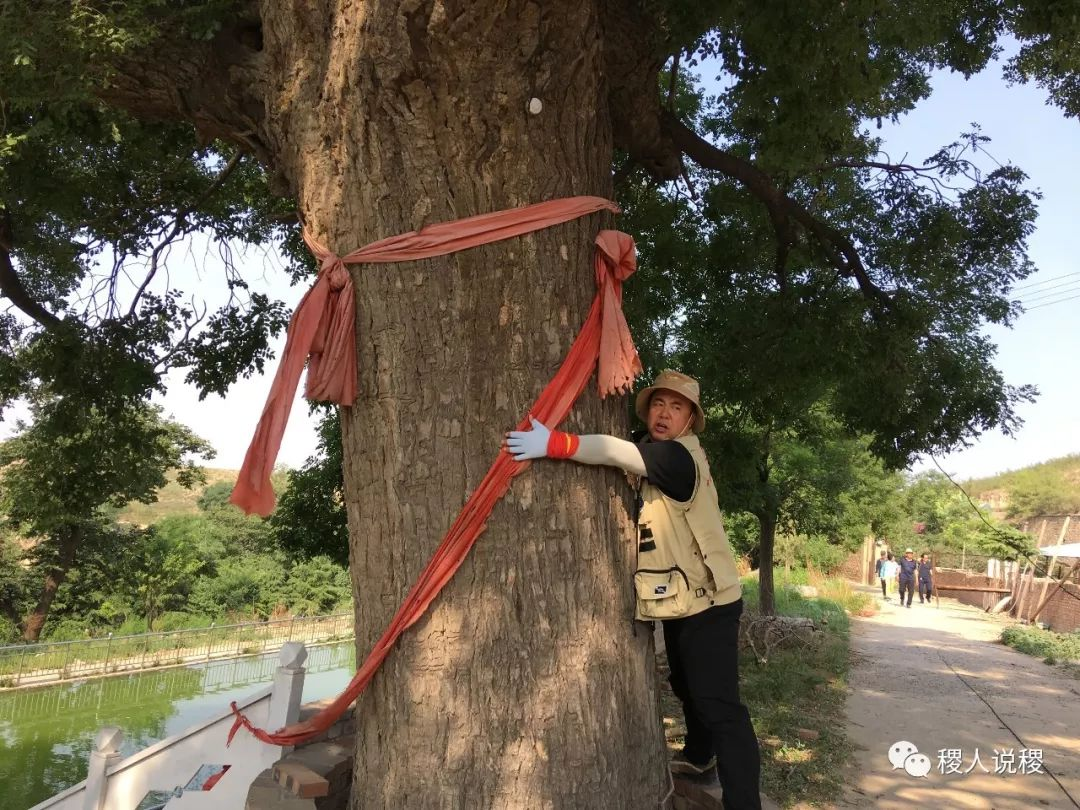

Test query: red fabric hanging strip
[228,226,641,747]
[230,196,620,517]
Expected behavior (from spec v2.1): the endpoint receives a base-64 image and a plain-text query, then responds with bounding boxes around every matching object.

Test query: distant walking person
[918,553,934,604]
[898,548,918,608]
[880,552,899,601]
[876,550,888,599]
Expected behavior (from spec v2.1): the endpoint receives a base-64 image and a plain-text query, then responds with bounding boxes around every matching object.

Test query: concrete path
[839,588,1080,810]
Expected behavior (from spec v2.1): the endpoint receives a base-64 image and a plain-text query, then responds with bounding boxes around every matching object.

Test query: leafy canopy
[2,2,1078,602]
[0,400,212,538]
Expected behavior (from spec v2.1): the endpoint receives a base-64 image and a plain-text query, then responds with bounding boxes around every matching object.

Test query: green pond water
[0,642,356,810]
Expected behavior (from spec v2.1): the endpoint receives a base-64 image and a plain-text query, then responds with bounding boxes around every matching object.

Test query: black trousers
[919,579,932,601]
[880,577,887,598]
[898,578,914,605]
[663,600,762,810]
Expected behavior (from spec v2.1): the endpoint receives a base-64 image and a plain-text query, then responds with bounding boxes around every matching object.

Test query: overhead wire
[940,655,1080,809]
[1016,283,1080,304]
[995,272,1080,311]
[1012,276,1080,299]
[1010,270,1080,292]
[1023,291,1080,311]
[927,460,1080,810]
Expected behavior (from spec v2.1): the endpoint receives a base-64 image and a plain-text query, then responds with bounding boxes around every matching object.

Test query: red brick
[272,761,329,799]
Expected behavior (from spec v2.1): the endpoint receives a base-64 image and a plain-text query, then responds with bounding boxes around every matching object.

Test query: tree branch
[126,152,243,319]
[667,51,680,110]
[662,111,890,307]
[602,4,682,182]
[0,212,63,330]
[153,301,208,371]
[817,154,982,205]
[100,15,270,163]
[821,158,947,175]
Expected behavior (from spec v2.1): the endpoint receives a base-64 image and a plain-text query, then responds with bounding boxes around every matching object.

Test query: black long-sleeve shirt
[636,437,696,503]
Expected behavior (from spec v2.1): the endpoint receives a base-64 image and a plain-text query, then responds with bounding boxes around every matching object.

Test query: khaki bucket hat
[634,369,705,433]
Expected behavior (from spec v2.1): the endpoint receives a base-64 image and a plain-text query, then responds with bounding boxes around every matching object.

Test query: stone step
[669,773,782,810]
[282,737,354,789]
[294,700,356,745]
[272,761,330,799]
[671,773,724,809]
[247,737,356,810]
[245,769,318,810]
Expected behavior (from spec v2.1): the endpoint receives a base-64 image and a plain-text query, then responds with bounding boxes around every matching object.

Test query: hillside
[118,455,1080,527]
[116,467,239,526]
[964,454,1080,521]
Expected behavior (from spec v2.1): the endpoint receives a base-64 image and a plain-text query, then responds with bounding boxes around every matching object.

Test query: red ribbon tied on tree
[594,230,641,397]
[227,206,642,748]
[230,196,623,517]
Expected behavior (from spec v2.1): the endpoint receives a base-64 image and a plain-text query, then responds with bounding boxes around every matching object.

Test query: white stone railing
[29,642,310,810]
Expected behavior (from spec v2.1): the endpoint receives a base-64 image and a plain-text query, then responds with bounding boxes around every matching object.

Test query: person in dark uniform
[898,548,918,608]
[918,553,934,604]
[506,369,762,809]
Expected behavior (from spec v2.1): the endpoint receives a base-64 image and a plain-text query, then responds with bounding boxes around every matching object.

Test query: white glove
[506,416,551,461]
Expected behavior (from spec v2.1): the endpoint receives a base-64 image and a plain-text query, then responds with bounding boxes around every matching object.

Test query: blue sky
[877,62,1080,480]
[148,55,1080,479]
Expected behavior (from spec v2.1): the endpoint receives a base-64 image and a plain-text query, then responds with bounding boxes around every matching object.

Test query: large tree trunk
[757,512,777,616]
[21,528,80,642]
[100,0,668,803]
[256,4,666,807]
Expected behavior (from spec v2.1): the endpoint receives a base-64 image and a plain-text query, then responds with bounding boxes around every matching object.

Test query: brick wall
[933,568,1005,611]
[933,567,1080,633]
[1014,513,1080,631]
[835,537,877,584]
[1019,580,1080,632]
[836,551,870,583]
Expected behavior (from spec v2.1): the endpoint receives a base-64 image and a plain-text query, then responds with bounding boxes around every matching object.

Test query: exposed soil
[839,588,1080,809]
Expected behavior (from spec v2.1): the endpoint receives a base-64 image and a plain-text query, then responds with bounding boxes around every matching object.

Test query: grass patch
[804,567,878,617]
[659,575,858,807]
[769,567,879,618]
[1001,625,1080,676]
[741,578,854,807]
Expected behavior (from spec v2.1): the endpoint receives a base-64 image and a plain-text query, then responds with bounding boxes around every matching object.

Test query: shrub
[43,618,91,642]
[801,536,849,574]
[283,556,351,615]
[154,611,214,632]
[189,554,286,619]
[115,617,149,636]
[0,617,19,644]
[1001,626,1080,663]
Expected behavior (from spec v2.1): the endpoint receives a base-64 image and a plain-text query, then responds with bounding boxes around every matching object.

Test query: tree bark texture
[22,528,80,642]
[256,3,666,807]
[757,512,777,616]
[99,0,669,804]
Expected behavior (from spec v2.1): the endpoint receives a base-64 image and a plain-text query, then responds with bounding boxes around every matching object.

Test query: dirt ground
[839,586,1080,809]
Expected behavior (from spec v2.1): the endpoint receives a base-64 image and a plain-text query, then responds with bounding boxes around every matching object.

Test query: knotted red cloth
[228,202,641,747]
[230,196,622,516]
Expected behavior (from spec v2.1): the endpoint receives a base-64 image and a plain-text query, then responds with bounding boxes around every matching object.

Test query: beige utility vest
[634,434,742,621]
